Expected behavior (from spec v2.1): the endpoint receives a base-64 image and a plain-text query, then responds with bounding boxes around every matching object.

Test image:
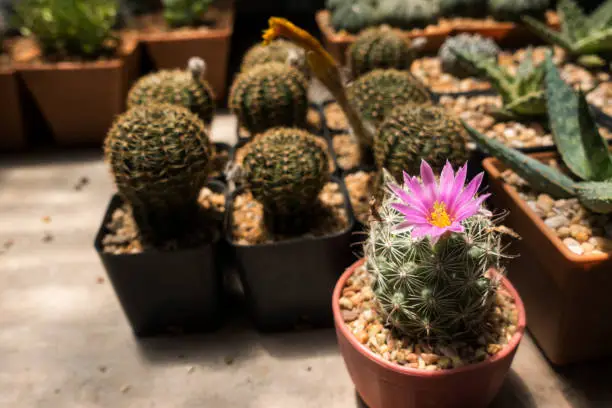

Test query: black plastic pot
[225,176,356,331]
[94,181,226,337]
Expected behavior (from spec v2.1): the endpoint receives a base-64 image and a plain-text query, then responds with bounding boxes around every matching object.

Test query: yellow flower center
[428,201,453,228]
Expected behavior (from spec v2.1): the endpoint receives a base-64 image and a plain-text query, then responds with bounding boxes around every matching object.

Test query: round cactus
[374,104,469,182]
[347,69,431,132]
[438,34,501,79]
[347,26,416,79]
[229,62,309,135]
[127,57,215,125]
[241,127,331,231]
[104,103,213,241]
[377,0,440,29]
[488,0,550,22]
[439,0,488,17]
[241,39,308,77]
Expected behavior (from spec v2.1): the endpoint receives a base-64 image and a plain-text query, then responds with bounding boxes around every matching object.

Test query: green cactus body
[241,39,309,77]
[347,69,431,138]
[241,127,331,233]
[347,26,416,79]
[488,0,550,22]
[438,34,501,79]
[328,0,379,33]
[104,103,213,241]
[127,59,215,126]
[377,0,440,29]
[375,105,469,182]
[439,0,487,18]
[229,62,309,135]
[365,192,503,341]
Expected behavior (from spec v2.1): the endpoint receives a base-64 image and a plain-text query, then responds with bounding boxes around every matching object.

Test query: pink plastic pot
[333,259,526,408]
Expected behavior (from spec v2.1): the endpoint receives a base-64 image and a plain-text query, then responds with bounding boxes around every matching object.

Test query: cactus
[229,62,309,135]
[365,162,503,341]
[104,103,213,241]
[328,0,379,34]
[439,0,487,18]
[347,69,431,140]
[452,48,546,120]
[241,127,331,233]
[523,0,612,68]
[489,0,550,22]
[162,0,212,28]
[378,0,440,29]
[375,104,469,182]
[464,53,612,214]
[241,39,308,77]
[347,26,417,79]
[127,57,215,126]
[439,34,501,79]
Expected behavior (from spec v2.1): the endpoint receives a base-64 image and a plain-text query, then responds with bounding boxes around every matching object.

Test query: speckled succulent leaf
[522,16,576,52]
[576,181,612,213]
[544,55,612,182]
[503,91,546,116]
[575,27,612,53]
[577,54,607,67]
[590,0,612,30]
[450,49,514,100]
[559,0,589,42]
[463,121,577,198]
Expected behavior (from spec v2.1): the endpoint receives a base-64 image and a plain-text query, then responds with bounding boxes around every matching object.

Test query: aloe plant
[452,48,546,120]
[464,53,612,214]
[523,0,612,68]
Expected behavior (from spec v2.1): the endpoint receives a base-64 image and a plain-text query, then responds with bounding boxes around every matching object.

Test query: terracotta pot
[140,2,234,100]
[483,153,612,365]
[14,36,140,146]
[316,10,451,66]
[0,66,26,150]
[333,259,526,408]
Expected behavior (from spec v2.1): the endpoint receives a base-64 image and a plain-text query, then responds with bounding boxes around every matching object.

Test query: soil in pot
[339,263,519,371]
[344,170,375,226]
[323,102,349,133]
[588,82,612,117]
[332,133,362,171]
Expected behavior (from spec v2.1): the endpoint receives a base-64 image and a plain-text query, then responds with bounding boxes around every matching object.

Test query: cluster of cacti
[523,0,612,68]
[488,0,550,22]
[374,104,469,182]
[439,0,487,18]
[162,0,212,28]
[241,39,309,77]
[229,62,309,135]
[104,103,213,242]
[452,48,546,120]
[439,34,501,79]
[241,127,331,232]
[465,53,612,214]
[347,26,416,79]
[127,57,215,126]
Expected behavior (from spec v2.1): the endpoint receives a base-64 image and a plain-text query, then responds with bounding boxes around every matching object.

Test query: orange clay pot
[0,66,26,150]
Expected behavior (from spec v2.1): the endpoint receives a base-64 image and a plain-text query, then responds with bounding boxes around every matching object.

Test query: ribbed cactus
[347,69,431,140]
[104,103,213,241]
[347,26,416,79]
[127,57,215,125]
[375,104,469,182]
[378,0,440,29]
[241,39,308,77]
[229,62,309,135]
[439,0,487,17]
[241,127,331,232]
[523,0,612,68]
[328,0,379,33]
[464,53,612,214]
[489,0,550,22]
[439,34,501,79]
[366,164,503,341]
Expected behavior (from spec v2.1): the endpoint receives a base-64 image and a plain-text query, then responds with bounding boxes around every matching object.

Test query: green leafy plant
[16,0,119,60]
[162,0,213,28]
[523,0,612,68]
[464,53,612,214]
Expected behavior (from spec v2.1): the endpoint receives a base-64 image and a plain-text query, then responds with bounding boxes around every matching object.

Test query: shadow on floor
[554,357,612,406]
[0,146,103,169]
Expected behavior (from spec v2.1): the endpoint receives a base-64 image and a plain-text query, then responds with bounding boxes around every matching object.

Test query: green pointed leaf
[590,0,612,30]
[504,91,547,116]
[450,49,514,97]
[522,16,576,52]
[544,54,612,181]
[559,0,589,42]
[575,27,612,53]
[576,181,612,213]
[463,121,577,198]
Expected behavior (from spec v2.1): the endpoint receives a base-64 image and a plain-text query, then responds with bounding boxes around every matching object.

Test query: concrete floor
[1,114,612,408]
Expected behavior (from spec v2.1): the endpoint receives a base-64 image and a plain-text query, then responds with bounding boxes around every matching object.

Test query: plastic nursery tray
[225,176,356,331]
[94,180,227,337]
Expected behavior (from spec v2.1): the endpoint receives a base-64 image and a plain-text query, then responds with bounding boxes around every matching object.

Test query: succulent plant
[488,0,550,22]
[347,69,431,140]
[241,39,308,77]
[365,161,504,341]
[104,103,213,241]
[162,0,212,28]
[523,0,612,68]
[328,0,379,34]
[375,104,469,183]
[464,53,612,214]
[378,0,440,29]
[439,0,487,18]
[241,127,331,233]
[347,26,416,79]
[127,57,215,125]
[439,34,501,79]
[229,62,309,135]
[452,48,546,120]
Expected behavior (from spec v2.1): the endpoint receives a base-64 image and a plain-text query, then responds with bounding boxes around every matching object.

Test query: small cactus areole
[241,39,308,77]
[375,104,469,182]
[104,103,213,240]
[347,26,415,79]
[241,127,330,218]
[366,162,503,341]
[229,62,309,135]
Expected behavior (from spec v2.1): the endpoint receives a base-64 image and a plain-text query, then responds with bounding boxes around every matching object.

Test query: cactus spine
[241,39,308,77]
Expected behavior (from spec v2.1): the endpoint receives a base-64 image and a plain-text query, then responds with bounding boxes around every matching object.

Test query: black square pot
[225,177,356,331]
[94,181,226,337]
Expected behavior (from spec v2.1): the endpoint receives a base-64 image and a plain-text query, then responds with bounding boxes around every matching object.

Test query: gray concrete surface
[1,114,612,408]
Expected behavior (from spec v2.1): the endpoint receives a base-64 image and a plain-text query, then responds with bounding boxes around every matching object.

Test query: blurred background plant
[161,0,213,27]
